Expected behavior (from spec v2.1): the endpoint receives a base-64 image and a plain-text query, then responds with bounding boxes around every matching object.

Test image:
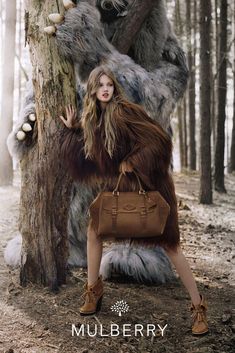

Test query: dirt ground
[0,171,235,353]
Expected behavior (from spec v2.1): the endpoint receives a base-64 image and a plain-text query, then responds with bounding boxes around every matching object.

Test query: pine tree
[199,0,213,204]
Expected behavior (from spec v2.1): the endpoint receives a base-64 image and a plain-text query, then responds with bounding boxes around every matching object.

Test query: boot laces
[81,289,96,303]
[191,306,206,323]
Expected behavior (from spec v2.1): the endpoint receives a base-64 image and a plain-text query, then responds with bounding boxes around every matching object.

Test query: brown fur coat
[60,101,180,250]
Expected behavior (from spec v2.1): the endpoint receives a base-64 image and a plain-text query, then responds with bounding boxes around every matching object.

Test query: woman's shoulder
[117,99,161,129]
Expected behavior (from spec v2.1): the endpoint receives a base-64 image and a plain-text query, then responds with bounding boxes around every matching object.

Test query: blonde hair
[81,65,126,158]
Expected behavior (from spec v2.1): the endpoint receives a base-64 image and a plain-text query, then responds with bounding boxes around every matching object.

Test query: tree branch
[111,0,158,54]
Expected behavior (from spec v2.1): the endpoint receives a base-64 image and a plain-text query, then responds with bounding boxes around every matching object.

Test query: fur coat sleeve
[118,103,173,189]
[60,123,101,184]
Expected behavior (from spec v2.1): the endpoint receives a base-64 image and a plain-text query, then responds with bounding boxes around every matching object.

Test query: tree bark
[111,0,158,54]
[177,102,184,171]
[214,0,227,192]
[199,0,212,204]
[183,96,188,168]
[0,0,16,185]
[20,0,76,291]
[228,4,235,173]
[211,0,219,155]
[17,0,23,116]
[186,0,196,170]
[174,0,188,170]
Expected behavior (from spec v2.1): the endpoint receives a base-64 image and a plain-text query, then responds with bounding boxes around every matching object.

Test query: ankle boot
[190,295,209,335]
[79,275,104,316]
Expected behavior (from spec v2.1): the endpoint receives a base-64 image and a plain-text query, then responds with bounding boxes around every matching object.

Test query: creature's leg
[100,244,175,284]
[164,245,201,305]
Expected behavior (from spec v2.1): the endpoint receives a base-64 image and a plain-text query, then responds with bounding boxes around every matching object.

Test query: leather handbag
[89,172,170,239]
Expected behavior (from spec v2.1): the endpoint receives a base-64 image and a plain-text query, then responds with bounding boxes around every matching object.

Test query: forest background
[1,0,235,198]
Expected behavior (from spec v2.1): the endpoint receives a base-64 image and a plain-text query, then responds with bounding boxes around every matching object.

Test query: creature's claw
[48,13,64,24]
[16,131,26,141]
[44,26,57,35]
[45,12,64,35]
[16,112,36,142]
[63,0,76,10]
[22,123,32,132]
[29,113,36,122]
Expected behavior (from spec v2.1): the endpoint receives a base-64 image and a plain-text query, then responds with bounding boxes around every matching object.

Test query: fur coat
[61,102,180,250]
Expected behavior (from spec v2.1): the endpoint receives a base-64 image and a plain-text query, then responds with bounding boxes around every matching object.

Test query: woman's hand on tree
[59,105,77,129]
[119,160,134,174]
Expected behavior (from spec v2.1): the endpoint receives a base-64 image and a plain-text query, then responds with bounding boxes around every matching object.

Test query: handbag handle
[113,171,146,195]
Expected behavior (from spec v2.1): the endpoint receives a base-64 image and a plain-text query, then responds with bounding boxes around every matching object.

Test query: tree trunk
[186,0,196,170]
[183,96,188,168]
[177,101,184,170]
[17,0,23,116]
[211,0,216,157]
[20,0,76,291]
[0,0,16,185]
[199,0,212,204]
[214,0,227,192]
[174,0,187,170]
[212,0,220,150]
[228,5,235,173]
[229,83,235,172]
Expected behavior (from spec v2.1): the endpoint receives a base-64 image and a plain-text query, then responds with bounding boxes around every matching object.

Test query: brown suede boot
[191,295,209,335]
[79,275,104,316]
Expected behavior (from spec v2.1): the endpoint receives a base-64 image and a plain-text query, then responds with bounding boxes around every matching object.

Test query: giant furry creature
[5,0,188,284]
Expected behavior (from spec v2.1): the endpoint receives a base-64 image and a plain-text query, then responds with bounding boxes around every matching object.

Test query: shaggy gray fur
[4,233,22,268]
[5,0,188,284]
[56,2,188,129]
[7,80,35,160]
[100,244,175,284]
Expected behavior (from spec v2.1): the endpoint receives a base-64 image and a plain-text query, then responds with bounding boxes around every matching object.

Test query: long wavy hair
[81,65,171,163]
[81,65,126,158]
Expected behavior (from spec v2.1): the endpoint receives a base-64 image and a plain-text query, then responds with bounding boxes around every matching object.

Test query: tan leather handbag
[89,172,170,239]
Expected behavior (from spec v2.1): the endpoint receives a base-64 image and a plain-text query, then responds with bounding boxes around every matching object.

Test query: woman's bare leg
[87,223,103,286]
[164,245,201,306]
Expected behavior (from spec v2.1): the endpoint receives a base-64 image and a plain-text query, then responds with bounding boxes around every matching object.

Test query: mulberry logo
[110,300,129,316]
[72,300,168,337]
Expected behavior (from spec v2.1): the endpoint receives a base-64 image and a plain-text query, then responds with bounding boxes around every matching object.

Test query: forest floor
[0,171,235,353]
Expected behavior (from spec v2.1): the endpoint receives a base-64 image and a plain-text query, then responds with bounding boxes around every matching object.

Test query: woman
[60,65,208,335]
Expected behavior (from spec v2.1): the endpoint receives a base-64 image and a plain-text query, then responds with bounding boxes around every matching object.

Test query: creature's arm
[111,0,158,54]
[7,80,37,161]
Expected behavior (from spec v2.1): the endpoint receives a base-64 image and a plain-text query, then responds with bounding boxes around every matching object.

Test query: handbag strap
[113,171,145,194]
[111,192,118,234]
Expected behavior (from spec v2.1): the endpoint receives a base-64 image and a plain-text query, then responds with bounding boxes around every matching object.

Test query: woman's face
[96,74,114,105]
